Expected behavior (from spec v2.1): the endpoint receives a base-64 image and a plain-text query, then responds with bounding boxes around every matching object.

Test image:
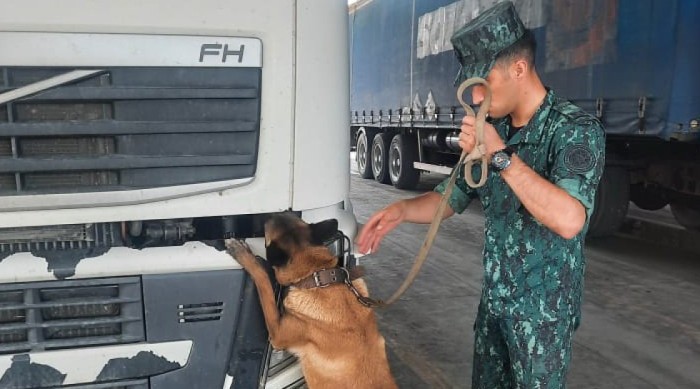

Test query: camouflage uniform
[435,90,605,388]
[441,1,606,388]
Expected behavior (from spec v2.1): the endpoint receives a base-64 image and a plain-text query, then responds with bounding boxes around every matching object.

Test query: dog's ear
[265,241,289,267]
[309,219,338,245]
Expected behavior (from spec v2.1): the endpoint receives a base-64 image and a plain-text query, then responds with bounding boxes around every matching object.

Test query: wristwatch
[490,147,515,172]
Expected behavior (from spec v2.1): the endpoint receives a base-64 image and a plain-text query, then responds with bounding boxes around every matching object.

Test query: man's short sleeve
[550,118,606,220]
[433,163,478,214]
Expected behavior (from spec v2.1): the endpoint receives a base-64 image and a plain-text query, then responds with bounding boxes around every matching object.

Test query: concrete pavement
[349,162,700,388]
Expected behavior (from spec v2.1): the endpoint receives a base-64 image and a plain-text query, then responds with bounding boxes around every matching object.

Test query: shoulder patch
[563,144,595,173]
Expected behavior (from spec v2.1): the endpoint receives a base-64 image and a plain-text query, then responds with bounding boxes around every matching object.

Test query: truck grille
[0,66,261,195]
[0,277,144,354]
[0,222,120,254]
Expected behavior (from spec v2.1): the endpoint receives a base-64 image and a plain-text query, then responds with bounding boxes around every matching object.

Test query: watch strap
[500,146,515,156]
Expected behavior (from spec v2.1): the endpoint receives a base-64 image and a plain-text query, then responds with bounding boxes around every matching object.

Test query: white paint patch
[0,240,260,283]
[0,340,192,385]
[416,0,545,59]
[223,374,234,389]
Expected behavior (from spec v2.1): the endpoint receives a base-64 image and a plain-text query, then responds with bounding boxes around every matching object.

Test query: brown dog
[225,213,397,389]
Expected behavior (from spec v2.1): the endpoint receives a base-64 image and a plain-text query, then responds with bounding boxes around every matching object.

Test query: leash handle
[456,77,492,188]
[364,78,492,308]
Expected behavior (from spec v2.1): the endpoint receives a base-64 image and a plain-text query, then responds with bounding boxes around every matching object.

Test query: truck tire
[588,166,630,237]
[631,184,668,211]
[355,128,375,179]
[389,134,420,189]
[670,203,700,231]
[371,133,392,184]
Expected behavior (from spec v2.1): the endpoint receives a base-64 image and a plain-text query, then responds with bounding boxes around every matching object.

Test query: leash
[358,77,492,308]
[456,77,491,189]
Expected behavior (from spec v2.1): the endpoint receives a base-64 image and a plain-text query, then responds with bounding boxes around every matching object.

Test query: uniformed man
[356,1,605,388]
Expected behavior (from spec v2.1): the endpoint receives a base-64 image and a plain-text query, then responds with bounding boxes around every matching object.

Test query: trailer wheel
[588,166,630,237]
[389,134,420,189]
[355,128,375,179]
[371,133,392,184]
[670,203,700,231]
[631,184,668,211]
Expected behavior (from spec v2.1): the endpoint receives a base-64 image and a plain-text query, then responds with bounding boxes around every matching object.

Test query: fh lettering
[199,44,245,63]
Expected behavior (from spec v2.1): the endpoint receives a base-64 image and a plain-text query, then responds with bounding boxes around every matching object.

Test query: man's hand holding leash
[459,115,506,159]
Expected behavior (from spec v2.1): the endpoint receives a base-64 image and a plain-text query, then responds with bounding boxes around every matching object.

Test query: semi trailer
[349,0,700,236]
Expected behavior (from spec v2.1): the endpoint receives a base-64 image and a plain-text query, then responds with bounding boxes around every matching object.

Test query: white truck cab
[0,1,355,388]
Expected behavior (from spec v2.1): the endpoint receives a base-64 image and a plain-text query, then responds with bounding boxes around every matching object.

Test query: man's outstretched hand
[356,201,406,255]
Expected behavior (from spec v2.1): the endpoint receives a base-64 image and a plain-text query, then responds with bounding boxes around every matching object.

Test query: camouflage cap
[450,1,526,85]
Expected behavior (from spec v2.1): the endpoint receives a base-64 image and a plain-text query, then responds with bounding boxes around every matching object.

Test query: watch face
[492,151,510,170]
[494,153,506,165]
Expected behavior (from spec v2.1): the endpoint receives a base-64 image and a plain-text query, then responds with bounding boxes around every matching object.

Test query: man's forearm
[400,192,455,224]
[500,155,585,239]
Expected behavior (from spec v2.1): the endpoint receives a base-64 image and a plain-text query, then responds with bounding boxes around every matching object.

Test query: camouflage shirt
[435,89,605,327]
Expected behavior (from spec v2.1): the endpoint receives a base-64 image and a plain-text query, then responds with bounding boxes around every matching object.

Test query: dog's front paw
[225,238,251,256]
[225,239,258,270]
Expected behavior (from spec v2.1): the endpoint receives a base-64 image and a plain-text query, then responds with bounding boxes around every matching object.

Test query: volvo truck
[0,1,356,388]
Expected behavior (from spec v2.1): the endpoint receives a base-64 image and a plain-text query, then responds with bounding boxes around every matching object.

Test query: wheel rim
[372,142,383,177]
[389,143,401,182]
[357,135,368,172]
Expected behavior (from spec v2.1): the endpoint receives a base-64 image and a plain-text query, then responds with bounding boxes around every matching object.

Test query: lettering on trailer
[415,0,618,72]
[416,0,545,59]
[199,43,246,63]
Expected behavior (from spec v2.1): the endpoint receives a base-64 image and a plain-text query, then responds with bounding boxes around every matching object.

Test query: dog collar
[292,266,365,289]
[291,266,378,308]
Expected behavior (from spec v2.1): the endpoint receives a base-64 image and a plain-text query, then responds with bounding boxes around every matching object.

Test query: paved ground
[349,161,700,388]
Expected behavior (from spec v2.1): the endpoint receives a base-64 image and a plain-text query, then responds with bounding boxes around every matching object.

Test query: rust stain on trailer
[545,0,618,71]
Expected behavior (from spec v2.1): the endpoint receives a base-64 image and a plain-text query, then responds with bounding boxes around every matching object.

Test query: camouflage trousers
[472,305,576,389]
